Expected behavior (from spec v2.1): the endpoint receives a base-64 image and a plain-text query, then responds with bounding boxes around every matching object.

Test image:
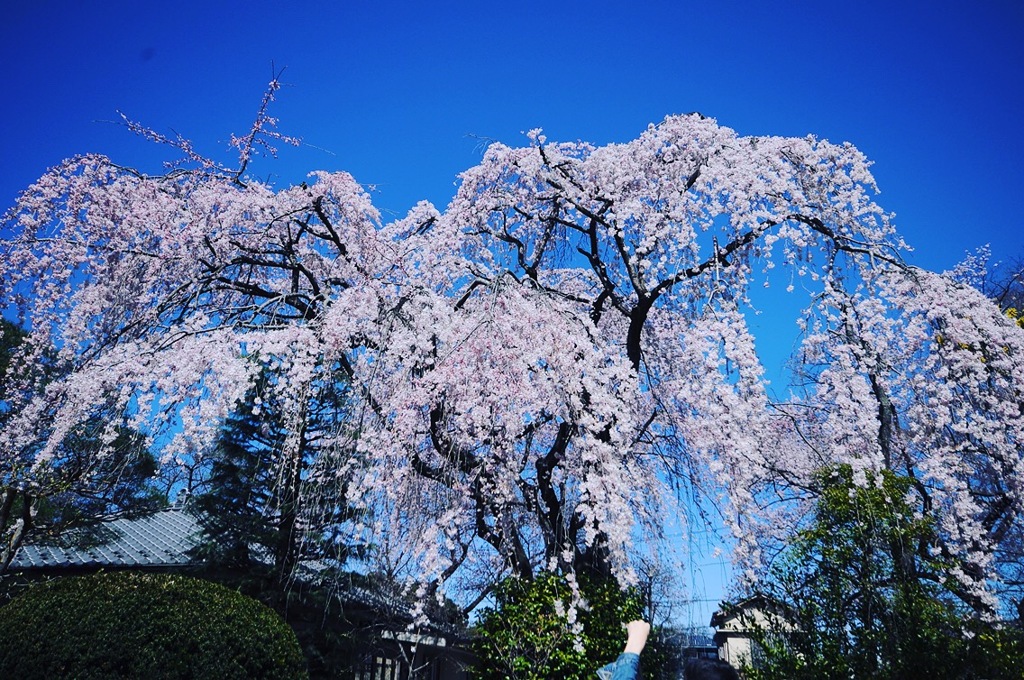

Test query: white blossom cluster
[2,104,1022,617]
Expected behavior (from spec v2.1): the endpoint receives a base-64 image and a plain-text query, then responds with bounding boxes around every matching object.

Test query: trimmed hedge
[0,571,308,679]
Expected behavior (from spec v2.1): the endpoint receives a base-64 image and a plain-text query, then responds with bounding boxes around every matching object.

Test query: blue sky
[4,0,1022,270]
[3,0,1022,626]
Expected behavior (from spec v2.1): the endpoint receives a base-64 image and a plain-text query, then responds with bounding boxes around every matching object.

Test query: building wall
[714,632,754,668]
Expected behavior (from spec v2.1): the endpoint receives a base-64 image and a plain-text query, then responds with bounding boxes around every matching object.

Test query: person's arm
[623,620,650,655]
[598,620,649,680]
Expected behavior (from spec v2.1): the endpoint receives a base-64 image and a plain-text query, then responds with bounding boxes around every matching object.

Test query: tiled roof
[8,507,464,638]
[9,507,202,571]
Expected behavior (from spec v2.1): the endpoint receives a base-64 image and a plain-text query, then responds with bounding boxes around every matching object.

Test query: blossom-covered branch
[2,86,1022,618]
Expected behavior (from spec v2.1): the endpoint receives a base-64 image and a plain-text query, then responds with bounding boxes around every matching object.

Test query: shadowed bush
[0,571,308,679]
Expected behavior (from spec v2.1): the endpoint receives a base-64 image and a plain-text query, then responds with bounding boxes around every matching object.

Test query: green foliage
[195,566,381,679]
[188,362,370,677]
[742,465,1024,680]
[35,420,166,526]
[1,319,165,569]
[191,377,285,569]
[0,318,27,395]
[191,365,358,583]
[0,571,308,679]
[967,623,1024,678]
[472,571,668,680]
[1006,307,1024,330]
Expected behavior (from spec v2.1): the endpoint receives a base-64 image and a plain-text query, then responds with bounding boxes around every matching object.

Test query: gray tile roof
[8,508,466,639]
[9,507,202,571]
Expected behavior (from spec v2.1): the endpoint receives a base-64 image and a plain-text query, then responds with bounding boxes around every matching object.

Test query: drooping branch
[535,421,573,567]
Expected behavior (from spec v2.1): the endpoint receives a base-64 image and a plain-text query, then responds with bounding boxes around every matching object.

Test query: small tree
[742,465,1024,679]
[472,571,673,680]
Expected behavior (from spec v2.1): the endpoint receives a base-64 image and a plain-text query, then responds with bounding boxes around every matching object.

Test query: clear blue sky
[3,0,1021,270]
[3,0,1022,627]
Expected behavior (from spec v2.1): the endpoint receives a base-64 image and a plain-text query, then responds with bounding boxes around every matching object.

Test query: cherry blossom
[2,87,1022,616]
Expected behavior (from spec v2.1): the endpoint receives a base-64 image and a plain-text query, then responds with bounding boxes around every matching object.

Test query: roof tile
[9,508,203,570]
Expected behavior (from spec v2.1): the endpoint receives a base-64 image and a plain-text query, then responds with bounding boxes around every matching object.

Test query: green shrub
[472,571,668,680]
[0,571,308,679]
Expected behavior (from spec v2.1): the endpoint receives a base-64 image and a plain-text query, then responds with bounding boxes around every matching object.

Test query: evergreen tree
[191,361,359,587]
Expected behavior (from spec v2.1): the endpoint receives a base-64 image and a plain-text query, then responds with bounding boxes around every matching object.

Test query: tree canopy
[471,571,655,680]
[2,81,1023,618]
[191,363,359,587]
[0,318,164,572]
[740,465,1024,679]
